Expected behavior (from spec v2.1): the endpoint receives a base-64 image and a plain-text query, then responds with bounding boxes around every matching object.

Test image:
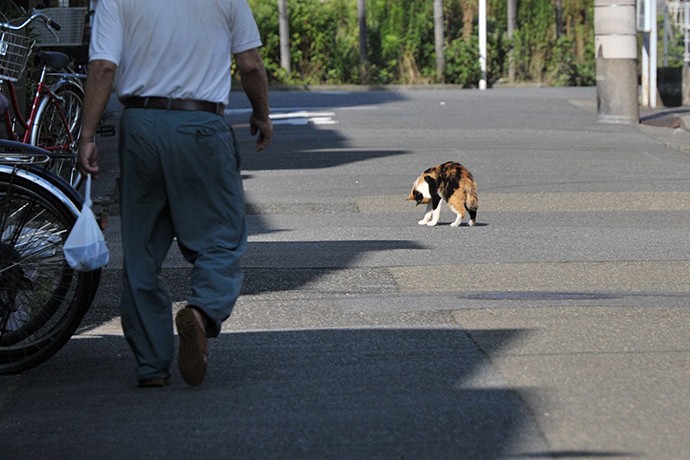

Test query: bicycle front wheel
[30,81,84,189]
[0,166,99,374]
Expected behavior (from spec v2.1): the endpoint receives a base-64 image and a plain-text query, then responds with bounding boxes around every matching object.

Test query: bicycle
[0,139,100,375]
[0,12,85,189]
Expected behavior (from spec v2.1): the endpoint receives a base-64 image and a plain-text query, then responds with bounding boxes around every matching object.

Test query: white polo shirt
[89,0,262,105]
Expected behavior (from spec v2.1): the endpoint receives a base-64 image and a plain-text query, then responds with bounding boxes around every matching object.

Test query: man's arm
[234,48,272,151]
[78,59,117,176]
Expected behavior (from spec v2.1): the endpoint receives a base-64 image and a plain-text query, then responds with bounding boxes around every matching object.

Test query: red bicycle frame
[1,77,75,152]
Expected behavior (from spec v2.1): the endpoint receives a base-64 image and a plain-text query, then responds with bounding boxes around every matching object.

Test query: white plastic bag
[64,174,109,271]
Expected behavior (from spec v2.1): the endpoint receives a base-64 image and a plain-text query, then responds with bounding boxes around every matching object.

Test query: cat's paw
[418,220,428,225]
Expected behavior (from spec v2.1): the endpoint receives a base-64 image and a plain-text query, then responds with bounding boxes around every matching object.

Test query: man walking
[78,0,272,387]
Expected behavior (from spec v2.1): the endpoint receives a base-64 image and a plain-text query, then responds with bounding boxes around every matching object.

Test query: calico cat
[407,161,478,227]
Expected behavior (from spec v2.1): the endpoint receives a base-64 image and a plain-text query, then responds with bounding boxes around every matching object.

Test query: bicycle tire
[0,165,100,374]
[4,140,100,308]
[30,80,84,189]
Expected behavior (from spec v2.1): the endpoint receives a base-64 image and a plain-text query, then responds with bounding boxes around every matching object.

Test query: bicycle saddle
[35,51,70,71]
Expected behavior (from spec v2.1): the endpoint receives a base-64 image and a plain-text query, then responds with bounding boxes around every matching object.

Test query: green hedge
[248,0,597,86]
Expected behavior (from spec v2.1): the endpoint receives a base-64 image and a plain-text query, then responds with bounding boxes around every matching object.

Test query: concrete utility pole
[594,0,639,123]
[434,0,445,83]
[278,0,291,74]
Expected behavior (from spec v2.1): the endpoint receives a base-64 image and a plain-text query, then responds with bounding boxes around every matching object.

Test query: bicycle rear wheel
[0,166,100,374]
[30,81,84,189]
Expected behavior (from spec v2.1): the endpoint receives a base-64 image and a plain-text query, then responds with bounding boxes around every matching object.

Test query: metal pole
[434,0,445,83]
[507,0,516,82]
[278,0,291,74]
[663,6,669,68]
[642,32,650,106]
[683,2,690,105]
[650,0,657,108]
[478,0,487,90]
[686,2,690,67]
[358,0,370,84]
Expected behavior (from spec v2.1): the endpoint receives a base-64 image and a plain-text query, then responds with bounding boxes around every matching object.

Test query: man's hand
[250,113,272,151]
[235,48,272,152]
[78,138,100,177]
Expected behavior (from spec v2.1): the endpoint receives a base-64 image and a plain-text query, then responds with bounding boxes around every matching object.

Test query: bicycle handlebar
[47,17,62,31]
[0,12,61,33]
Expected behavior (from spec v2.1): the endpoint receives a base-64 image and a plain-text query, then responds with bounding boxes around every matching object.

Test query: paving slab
[453,306,690,459]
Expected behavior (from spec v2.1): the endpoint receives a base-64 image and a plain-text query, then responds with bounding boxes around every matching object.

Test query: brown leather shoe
[175,307,208,386]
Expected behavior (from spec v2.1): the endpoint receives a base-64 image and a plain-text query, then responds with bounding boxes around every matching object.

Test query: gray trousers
[118,108,247,381]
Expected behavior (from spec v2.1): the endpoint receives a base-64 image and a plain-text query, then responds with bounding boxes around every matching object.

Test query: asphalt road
[1,86,689,459]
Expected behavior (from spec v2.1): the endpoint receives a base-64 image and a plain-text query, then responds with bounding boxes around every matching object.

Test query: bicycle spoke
[0,189,71,344]
[32,84,84,188]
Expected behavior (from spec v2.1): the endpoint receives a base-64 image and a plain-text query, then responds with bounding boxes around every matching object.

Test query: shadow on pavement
[513,451,639,458]
[2,327,552,458]
[229,89,410,171]
[79,238,426,331]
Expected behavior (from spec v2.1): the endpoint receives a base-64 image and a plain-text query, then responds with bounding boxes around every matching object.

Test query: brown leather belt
[122,97,225,115]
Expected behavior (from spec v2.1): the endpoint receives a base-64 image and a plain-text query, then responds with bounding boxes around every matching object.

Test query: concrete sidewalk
[1,87,689,459]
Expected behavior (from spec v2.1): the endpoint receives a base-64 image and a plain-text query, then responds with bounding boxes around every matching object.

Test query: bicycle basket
[31,8,88,47]
[0,29,34,82]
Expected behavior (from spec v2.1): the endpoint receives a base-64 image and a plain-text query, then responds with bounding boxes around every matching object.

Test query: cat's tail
[464,182,479,226]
